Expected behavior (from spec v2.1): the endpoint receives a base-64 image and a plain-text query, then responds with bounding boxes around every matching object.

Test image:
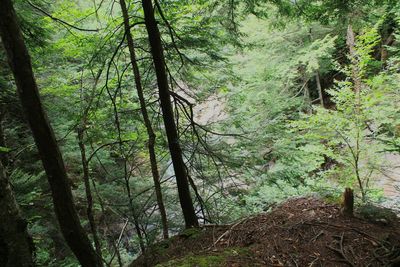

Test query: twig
[205,216,254,251]
[311,230,324,242]
[108,219,129,265]
[327,233,355,267]
[27,1,100,32]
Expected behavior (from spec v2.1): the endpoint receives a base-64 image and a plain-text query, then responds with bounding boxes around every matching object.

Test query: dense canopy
[0,0,399,266]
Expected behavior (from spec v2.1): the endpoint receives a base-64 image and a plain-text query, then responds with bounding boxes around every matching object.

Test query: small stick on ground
[206,216,254,251]
[327,232,355,267]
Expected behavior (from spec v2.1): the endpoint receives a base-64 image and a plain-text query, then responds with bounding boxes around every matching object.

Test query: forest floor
[131,197,400,267]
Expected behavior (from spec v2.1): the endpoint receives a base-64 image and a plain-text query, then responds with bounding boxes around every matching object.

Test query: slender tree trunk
[0,109,10,167]
[346,25,362,103]
[77,128,103,265]
[308,28,325,109]
[123,159,146,253]
[302,74,312,114]
[0,161,34,267]
[303,82,311,103]
[315,71,325,108]
[106,61,147,253]
[0,0,100,266]
[77,67,105,265]
[346,25,366,202]
[141,0,198,228]
[119,0,169,239]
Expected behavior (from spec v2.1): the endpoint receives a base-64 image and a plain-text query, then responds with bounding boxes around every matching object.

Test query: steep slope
[131,197,400,267]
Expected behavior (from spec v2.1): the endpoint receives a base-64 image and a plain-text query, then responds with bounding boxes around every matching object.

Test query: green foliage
[157,248,251,267]
[297,34,338,74]
[180,228,203,239]
[244,178,326,213]
[279,23,397,201]
[1,0,399,266]
[0,146,10,153]
[220,1,400,212]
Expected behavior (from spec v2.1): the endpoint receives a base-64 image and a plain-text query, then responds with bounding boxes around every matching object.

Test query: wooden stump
[340,188,354,217]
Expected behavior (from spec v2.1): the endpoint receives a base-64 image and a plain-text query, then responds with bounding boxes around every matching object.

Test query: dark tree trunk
[0,0,100,266]
[0,109,10,168]
[119,0,169,239]
[141,0,198,228]
[0,161,34,267]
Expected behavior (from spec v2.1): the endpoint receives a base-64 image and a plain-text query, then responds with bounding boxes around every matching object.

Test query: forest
[0,0,400,266]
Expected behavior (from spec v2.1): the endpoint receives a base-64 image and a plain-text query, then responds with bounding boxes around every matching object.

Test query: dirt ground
[132,197,400,267]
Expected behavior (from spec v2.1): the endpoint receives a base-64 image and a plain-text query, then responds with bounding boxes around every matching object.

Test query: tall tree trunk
[0,0,100,266]
[141,0,198,228]
[0,161,34,267]
[119,0,169,239]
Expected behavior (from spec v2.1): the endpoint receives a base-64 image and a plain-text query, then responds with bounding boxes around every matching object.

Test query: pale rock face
[377,153,400,197]
[373,153,400,213]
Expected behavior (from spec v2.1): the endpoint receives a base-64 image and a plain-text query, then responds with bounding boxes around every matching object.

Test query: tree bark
[119,0,169,239]
[141,0,198,228]
[0,161,34,267]
[0,0,100,266]
[340,188,354,217]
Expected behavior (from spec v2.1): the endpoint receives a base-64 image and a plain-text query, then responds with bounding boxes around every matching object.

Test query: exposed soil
[131,197,400,267]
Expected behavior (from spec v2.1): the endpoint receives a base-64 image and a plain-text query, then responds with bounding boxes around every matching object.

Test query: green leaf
[0,146,11,153]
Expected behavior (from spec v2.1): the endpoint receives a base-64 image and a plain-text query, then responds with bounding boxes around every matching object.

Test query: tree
[141,0,199,228]
[119,0,169,239]
[0,161,33,267]
[0,0,101,266]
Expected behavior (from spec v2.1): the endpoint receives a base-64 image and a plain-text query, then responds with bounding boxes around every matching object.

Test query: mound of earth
[131,197,400,266]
